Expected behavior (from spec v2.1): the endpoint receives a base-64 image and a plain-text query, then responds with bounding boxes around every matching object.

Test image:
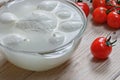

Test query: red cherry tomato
[76,1,90,17]
[92,0,106,9]
[107,11,120,29]
[91,37,112,59]
[92,7,107,24]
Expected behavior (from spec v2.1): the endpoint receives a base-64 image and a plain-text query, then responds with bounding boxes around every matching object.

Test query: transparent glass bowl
[0,0,87,71]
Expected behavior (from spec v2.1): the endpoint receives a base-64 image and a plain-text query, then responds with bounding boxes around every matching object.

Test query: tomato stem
[107,36,111,42]
[106,41,111,46]
[111,40,117,45]
[106,6,120,14]
[105,0,110,3]
[117,10,120,14]
[106,10,112,14]
[117,0,120,4]
[106,36,117,46]
[90,0,92,3]
[77,0,82,2]
[106,1,120,8]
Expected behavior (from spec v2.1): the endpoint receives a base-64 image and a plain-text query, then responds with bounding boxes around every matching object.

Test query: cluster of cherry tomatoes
[75,0,118,59]
[92,0,120,29]
[92,0,119,59]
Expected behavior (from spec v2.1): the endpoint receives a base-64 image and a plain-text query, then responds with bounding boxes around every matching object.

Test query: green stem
[105,4,120,14]
[105,0,110,3]
[90,0,92,3]
[117,10,120,14]
[106,41,111,46]
[107,36,111,42]
[106,36,117,46]
[77,0,82,2]
[106,1,120,8]
[106,10,111,14]
[111,40,117,45]
[117,0,120,4]
[106,7,116,14]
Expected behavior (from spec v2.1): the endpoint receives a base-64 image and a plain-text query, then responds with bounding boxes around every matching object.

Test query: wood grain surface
[0,0,120,80]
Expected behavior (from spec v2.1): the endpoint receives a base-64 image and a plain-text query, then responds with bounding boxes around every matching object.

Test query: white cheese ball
[59,21,82,32]
[56,10,72,19]
[49,32,65,45]
[0,12,18,24]
[37,1,58,11]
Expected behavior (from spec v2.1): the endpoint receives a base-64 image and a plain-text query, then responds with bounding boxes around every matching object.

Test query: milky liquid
[0,0,84,53]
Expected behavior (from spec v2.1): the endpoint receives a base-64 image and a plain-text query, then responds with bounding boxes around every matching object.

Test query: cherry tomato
[91,37,112,59]
[92,0,106,9]
[76,0,90,17]
[107,11,120,29]
[92,7,107,24]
